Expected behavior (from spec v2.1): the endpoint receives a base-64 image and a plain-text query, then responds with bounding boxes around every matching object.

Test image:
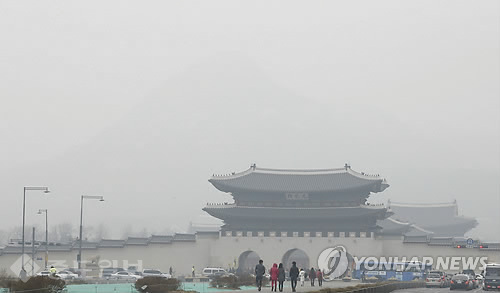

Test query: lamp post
[78,195,104,270]
[37,209,48,269]
[21,187,50,278]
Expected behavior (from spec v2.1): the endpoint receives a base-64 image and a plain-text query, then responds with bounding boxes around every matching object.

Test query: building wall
[1,235,498,277]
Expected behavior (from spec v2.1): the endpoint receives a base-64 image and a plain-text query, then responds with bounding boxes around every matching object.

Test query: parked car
[202,267,227,277]
[102,267,124,279]
[450,274,474,290]
[57,270,79,280]
[427,273,446,287]
[36,271,55,277]
[110,271,142,281]
[142,269,171,278]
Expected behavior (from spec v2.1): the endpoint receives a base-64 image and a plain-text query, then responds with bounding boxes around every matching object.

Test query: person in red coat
[270,263,279,292]
[316,269,323,287]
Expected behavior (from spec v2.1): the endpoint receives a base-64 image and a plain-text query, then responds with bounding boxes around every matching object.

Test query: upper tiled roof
[209,165,389,193]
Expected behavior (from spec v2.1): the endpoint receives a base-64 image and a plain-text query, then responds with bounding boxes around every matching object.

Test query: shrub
[0,269,12,288]
[211,275,239,289]
[8,276,65,293]
[135,276,180,293]
[211,273,269,289]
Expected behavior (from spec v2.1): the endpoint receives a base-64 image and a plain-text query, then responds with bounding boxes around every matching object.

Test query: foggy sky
[0,1,499,242]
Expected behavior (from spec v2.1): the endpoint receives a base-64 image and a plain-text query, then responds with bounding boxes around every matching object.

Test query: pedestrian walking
[310,268,316,286]
[289,261,299,292]
[270,263,279,292]
[316,269,323,287]
[192,266,195,277]
[255,259,266,291]
[299,269,305,287]
[278,263,286,292]
[316,270,323,287]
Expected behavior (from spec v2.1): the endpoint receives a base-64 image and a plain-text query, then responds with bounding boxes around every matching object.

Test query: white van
[202,267,227,277]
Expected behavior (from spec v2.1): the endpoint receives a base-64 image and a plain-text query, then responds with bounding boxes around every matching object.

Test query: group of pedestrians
[255,260,323,292]
[298,267,323,287]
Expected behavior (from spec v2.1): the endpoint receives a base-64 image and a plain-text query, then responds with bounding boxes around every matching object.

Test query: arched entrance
[238,250,261,274]
[282,249,310,270]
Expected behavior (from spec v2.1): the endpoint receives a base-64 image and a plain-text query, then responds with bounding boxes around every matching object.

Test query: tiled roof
[126,237,150,245]
[39,244,73,252]
[378,217,412,235]
[0,246,24,254]
[209,165,389,193]
[204,204,388,221]
[173,233,196,242]
[403,235,429,243]
[150,235,173,244]
[388,201,477,233]
[428,237,454,246]
[79,242,99,249]
[98,239,126,248]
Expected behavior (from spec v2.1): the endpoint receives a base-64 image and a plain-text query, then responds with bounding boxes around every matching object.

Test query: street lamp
[37,209,48,269]
[78,195,104,270]
[21,186,50,278]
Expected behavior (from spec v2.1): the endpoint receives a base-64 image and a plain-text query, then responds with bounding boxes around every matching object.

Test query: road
[393,286,485,293]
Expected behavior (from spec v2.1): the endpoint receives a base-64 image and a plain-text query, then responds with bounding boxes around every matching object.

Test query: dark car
[450,274,474,290]
[462,270,478,288]
[484,265,500,291]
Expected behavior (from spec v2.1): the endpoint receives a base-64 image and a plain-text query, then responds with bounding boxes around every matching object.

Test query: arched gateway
[238,250,261,274]
[282,249,309,270]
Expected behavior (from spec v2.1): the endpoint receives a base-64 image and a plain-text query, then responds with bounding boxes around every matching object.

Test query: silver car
[427,273,445,287]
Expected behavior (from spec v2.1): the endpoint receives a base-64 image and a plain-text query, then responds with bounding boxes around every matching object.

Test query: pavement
[213,279,362,293]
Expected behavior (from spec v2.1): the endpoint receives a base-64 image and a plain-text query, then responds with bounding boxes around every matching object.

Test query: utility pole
[31,227,35,276]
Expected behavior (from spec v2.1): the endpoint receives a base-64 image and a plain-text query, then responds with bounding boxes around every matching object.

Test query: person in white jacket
[299,269,305,286]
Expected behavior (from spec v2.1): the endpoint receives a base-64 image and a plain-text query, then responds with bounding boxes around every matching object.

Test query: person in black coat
[255,259,266,292]
[289,261,300,292]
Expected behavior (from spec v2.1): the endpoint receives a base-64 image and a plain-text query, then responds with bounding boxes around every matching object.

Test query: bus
[353,260,432,282]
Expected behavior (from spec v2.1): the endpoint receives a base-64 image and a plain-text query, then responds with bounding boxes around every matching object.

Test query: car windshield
[144,270,161,274]
[452,275,468,280]
[428,274,441,278]
[486,268,500,277]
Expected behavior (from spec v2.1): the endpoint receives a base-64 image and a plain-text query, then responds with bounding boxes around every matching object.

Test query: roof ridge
[210,164,386,178]
[389,201,458,208]
[256,167,347,173]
